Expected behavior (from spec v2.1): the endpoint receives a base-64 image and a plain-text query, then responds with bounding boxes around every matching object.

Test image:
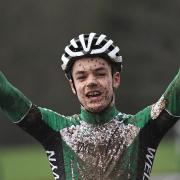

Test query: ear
[69,80,76,95]
[113,72,120,89]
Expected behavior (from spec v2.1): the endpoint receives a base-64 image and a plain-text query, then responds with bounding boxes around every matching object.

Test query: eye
[77,76,84,79]
[96,72,106,77]
[76,75,86,80]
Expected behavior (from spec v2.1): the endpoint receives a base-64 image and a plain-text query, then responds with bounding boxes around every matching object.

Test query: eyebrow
[74,71,86,75]
[74,67,107,75]
[94,67,107,72]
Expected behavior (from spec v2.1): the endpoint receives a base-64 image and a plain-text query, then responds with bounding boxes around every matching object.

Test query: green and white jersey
[0,69,179,180]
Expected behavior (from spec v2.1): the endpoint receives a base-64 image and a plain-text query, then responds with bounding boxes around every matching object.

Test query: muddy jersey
[0,69,179,180]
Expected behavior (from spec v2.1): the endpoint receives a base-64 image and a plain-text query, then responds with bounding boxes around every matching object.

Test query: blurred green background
[0,0,180,179]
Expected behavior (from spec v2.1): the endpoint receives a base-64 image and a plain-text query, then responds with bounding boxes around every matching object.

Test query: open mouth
[86,91,102,98]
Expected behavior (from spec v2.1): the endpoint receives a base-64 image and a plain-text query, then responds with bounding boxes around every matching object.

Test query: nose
[86,74,98,88]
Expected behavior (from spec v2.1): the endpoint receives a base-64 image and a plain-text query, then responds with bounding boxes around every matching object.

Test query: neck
[80,104,118,125]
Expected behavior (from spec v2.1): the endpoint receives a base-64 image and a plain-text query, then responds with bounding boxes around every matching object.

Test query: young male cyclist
[0,32,179,180]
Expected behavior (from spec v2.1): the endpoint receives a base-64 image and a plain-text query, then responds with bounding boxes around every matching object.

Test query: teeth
[87,91,101,97]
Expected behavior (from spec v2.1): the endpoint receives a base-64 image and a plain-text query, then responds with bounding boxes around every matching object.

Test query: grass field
[0,145,53,180]
[0,140,180,180]
[153,140,180,173]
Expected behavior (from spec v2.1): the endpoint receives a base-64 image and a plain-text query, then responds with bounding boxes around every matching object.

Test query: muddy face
[70,57,120,113]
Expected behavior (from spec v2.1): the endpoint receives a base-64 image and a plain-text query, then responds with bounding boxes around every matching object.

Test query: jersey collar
[80,105,119,125]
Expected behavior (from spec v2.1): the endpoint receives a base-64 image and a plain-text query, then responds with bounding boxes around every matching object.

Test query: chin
[86,104,108,113]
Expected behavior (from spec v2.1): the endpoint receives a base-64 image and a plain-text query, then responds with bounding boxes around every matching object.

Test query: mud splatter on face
[71,57,120,113]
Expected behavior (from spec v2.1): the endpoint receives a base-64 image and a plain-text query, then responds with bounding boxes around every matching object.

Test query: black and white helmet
[61,32,123,79]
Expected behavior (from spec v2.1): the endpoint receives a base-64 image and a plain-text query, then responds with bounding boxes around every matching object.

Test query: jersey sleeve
[162,68,180,117]
[0,71,69,130]
[0,71,70,147]
[124,72,180,155]
[127,69,180,141]
[0,71,32,122]
[150,69,180,120]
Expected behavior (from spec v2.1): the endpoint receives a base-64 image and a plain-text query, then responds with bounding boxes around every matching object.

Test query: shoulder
[116,106,152,128]
[38,107,81,131]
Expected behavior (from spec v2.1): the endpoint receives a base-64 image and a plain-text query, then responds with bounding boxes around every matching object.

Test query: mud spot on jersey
[151,96,166,120]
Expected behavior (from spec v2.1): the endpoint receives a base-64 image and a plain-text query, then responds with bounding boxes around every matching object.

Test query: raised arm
[128,69,180,137]
[163,68,180,117]
[0,71,31,122]
[151,68,180,120]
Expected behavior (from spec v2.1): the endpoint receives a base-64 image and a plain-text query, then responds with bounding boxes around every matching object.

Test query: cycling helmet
[61,32,123,79]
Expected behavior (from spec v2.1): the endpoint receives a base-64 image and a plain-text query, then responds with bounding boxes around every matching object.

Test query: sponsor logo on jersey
[143,147,156,180]
[46,150,60,180]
